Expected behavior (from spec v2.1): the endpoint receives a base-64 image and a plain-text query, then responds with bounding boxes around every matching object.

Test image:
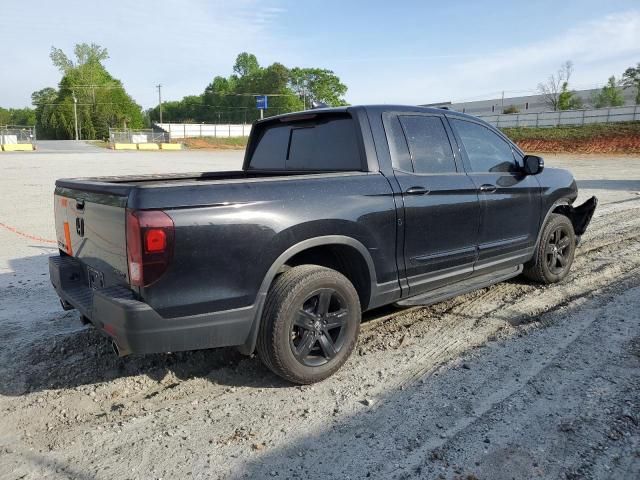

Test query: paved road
[34,140,106,154]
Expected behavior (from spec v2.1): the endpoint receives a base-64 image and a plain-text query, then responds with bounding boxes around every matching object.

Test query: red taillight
[145,229,166,253]
[126,209,174,287]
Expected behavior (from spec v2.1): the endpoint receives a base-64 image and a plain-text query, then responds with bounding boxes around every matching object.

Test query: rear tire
[257,265,361,384]
[523,213,576,284]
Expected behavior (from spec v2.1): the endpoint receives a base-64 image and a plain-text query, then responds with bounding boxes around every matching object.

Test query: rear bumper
[49,255,256,356]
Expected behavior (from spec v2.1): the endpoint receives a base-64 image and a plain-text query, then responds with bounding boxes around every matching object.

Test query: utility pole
[501,90,505,113]
[156,84,163,124]
[72,92,79,141]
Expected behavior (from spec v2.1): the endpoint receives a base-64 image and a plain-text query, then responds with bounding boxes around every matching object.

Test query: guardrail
[477,105,640,128]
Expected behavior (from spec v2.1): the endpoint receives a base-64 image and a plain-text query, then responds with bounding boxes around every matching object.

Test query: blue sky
[1,0,639,109]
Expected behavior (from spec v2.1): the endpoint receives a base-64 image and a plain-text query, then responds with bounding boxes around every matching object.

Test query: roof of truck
[256,104,482,125]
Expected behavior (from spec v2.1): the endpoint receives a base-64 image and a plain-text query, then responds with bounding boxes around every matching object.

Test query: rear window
[248,115,362,171]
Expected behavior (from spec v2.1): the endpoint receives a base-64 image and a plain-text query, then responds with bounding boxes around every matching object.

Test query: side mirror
[523,155,544,175]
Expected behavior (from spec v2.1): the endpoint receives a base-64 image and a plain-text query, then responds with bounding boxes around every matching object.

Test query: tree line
[2,43,639,138]
[1,45,349,139]
[146,52,348,124]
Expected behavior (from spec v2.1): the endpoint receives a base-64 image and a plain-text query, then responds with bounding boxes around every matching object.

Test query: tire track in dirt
[358,202,640,392]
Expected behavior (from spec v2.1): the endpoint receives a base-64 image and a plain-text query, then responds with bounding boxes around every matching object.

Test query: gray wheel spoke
[318,333,337,359]
[557,253,567,266]
[557,236,570,250]
[296,331,317,358]
[324,309,348,330]
[294,310,316,330]
[316,290,332,316]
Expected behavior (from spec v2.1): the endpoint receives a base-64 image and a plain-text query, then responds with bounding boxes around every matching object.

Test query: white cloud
[346,10,640,105]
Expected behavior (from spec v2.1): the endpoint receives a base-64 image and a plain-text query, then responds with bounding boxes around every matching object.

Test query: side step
[395,265,523,307]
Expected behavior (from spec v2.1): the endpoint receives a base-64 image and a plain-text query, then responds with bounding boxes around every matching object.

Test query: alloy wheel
[290,288,349,367]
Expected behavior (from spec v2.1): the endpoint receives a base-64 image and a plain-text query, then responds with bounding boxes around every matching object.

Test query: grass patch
[501,121,640,142]
[181,136,249,150]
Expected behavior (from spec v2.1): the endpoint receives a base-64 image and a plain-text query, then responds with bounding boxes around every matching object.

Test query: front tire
[524,213,576,284]
[257,265,361,384]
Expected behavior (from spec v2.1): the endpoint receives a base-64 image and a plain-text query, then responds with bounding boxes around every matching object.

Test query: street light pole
[72,92,79,141]
[156,84,163,124]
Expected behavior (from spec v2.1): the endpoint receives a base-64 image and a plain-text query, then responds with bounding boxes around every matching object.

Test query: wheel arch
[238,235,377,355]
[534,198,573,249]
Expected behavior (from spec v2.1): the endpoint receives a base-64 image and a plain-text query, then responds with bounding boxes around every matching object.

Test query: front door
[384,113,480,295]
[447,117,541,272]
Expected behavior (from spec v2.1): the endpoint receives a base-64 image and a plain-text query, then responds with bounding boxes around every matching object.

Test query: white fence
[0,125,36,145]
[156,123,252,139]
[109,128,168,144]
[477,105,640,128]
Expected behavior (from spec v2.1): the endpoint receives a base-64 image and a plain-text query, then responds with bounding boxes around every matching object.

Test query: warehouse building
[425,87,638,115]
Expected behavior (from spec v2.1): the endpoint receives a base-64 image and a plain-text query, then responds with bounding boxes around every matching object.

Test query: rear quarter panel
[137,172,398,318]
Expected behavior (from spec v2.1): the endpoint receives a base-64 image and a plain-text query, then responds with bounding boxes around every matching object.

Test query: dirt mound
[517,135,640,154]
[181,137,248,150]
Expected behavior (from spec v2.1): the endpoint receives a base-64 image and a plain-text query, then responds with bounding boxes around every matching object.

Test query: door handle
[405,186,430,195]
[479,184,497,193]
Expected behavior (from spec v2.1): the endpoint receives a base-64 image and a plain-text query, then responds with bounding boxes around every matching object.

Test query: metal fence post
[535,113,539,128]
[606,108,610,124]
[214,124,217,138]
[183,124,186,139]
[228,124,231,137]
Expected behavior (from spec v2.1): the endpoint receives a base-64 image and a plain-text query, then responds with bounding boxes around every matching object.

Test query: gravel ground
[0,145,639,479]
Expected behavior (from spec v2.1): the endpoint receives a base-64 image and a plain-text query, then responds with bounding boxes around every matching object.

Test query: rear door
[54,187,129,287]
[447,117,541,271]
[384,112,480,295]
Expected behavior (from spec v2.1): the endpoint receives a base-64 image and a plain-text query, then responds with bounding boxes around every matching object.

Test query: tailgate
[54,187,129,287]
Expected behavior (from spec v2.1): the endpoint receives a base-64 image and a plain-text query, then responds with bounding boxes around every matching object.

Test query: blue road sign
[256,95,268,110]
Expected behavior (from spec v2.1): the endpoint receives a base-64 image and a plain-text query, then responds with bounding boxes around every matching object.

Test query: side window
[399,116,457,174]
[450,119,516,173]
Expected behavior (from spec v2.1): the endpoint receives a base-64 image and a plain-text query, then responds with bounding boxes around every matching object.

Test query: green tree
[538,61,574,111]
[0,108,10,125]
[289,68,348,107]
[557,82,583,110]
[502,105,519,114]
[621,63,640,104]
[147,52,349,124]
[32,43,144,139]
[0,107,36,125]
[233,52,260,77]
[31,87,58,138]
[592,76,625,108]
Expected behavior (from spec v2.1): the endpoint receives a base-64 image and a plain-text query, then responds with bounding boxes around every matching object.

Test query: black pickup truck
[50,105,597,384]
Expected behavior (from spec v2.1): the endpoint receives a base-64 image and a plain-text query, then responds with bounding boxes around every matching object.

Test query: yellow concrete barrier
[137,143,160,150]
[113,143,138,150]
[160,143,182,150]
[2,143,34,151]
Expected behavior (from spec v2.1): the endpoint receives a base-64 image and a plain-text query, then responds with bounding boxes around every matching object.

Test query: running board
[396,265,523,307]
